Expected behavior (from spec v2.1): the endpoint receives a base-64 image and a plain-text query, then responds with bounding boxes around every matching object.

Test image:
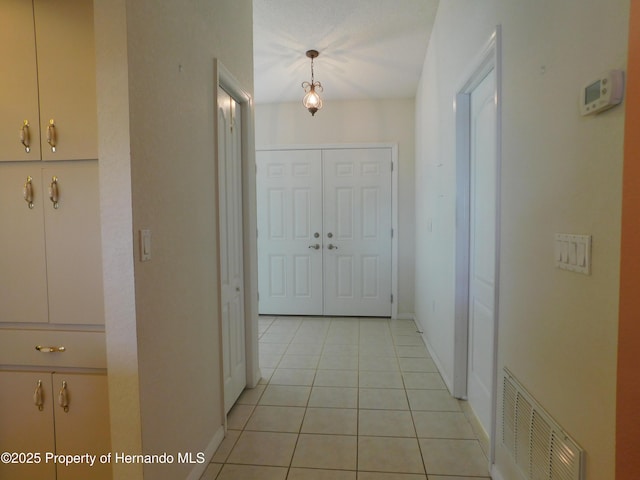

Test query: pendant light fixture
[301,49,323,116]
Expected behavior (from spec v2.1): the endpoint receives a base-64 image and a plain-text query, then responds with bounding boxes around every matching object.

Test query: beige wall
[96,1,254,478]
[255,99,416,316]
[415,1,628,478]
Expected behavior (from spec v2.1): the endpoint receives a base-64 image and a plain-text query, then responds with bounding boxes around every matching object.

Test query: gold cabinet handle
[23,176,34,209]
[33,380,44,411]
[20,120,31,153]
[35,345,66,353]
[49,176,59,209]
[58,381,69,413]
[46,119,56,153]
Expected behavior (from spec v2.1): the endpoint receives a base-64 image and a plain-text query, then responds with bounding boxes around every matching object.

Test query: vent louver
[502,369,585,480]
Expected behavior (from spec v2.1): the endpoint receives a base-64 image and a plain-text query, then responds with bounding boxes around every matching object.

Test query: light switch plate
[140,229,151,262]
[555,233,591,274]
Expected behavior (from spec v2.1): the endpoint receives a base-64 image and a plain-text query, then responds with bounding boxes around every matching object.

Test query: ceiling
[252,0,440,105]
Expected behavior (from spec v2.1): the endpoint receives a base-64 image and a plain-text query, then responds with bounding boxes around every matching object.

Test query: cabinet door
[34,0,97,161]
[0,165,49,324]
[43,163,105,325]
[0,372,56,478]
[0,0,41,161]
[52,373,112,480]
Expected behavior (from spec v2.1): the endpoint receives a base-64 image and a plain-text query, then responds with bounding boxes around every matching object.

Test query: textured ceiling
[252,0,439,104]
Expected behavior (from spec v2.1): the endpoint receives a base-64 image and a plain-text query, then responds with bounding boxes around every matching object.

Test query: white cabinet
[0,371,112,480]
[0,0,97,162]
[0,163,104,325]
[0,4,109,475]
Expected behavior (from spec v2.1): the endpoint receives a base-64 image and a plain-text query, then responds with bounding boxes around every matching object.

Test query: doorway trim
[256,143,399,319]
[453,25,502,465]
[214,59,261,397]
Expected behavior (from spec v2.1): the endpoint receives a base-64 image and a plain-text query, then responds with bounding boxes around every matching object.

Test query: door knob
[327,232,333,238]
[308,244,320,250]
[327,244,338,250]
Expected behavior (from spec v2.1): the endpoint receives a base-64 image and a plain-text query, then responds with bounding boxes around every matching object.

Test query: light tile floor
[201,316,491,480]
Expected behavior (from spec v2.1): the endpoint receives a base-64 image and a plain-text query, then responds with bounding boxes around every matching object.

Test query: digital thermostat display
[580,70,625,116]
[585,80,601,104]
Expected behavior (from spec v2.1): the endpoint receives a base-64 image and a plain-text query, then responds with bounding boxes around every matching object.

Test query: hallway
[201,316,491,479]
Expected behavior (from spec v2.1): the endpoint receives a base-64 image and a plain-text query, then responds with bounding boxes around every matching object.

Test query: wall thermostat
[580,69,625,115]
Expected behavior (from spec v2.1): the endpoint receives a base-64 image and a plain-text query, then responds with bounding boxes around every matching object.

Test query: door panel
[35,0,97,161]
[0,0,41,161]
[467,68,497,437]
[53,373,112,480]
[44,163,105,325]
[0,165,49,324]
[0,372,55,478]
[257,150,323,315]
[218,87,246,413]
[323,149,392,317]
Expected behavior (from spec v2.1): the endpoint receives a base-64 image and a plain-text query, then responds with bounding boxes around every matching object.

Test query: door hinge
[257,292,260,301]
[391,228,394,238]
[391,162,394,172]
[391,294,394,303]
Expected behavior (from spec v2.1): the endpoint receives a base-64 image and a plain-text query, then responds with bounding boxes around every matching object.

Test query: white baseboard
[247,367,262,389]
[421,332,454,394]
[491,464,506,480]
[185,425,225,480]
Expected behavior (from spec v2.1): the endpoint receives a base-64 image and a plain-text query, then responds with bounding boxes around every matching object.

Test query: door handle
[46,119,57,153]
[49,176,59,209]
[20,120,31,153]
[23,176,34,209]
[327,244,338,250]
[58,381,69,413]
[308,244,320,250]
[33,380,44,411]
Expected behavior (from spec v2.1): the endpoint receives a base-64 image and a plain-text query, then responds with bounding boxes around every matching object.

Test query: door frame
[256,143,399,319]
[214,59,261,409]
[453,26,502,464]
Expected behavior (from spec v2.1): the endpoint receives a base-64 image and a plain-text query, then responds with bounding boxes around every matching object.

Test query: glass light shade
[303,86,323,116]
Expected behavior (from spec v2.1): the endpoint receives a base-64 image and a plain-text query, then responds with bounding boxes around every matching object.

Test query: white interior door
[256,150,324,315]
[467,68,497,436]
[322,149,392,317]
[218,87,246,413]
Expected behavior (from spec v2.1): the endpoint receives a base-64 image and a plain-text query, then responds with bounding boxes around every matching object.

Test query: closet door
[257,150,323,315]
[323,149,392,317]
[218,87,246,413]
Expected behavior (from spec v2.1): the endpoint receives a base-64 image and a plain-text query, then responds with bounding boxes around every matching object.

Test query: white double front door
[257,147,392,317]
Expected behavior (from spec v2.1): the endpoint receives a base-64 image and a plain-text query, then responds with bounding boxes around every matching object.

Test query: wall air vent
[502,368,585,480]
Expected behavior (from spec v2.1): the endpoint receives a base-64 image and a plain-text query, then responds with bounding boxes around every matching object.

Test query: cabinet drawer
[0,330,106,369]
